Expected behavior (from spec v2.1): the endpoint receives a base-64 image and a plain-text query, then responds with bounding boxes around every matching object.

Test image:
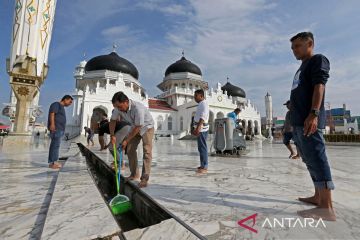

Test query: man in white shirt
[192,89,209,174]
[110,91,155,188]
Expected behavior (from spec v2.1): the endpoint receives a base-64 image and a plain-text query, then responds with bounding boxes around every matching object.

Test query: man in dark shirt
[282,100,299,159]
[98,113,109,128]
[290,32,335,221]
[99,120,131,169]
[84,127,94,146]
[98,121,130,150]
[98,113,109,150]
[47,95,73,169]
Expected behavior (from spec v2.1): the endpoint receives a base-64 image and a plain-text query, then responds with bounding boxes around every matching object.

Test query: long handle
[118,147,123,190]
[113,143,120,195]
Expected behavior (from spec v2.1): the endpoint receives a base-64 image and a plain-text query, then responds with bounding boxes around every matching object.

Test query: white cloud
[51,0,129,58]
[100,25,145,51]
[136,0,191,16]
[53,0,360,116]
[98,1,308,116]
[325,57,360,114]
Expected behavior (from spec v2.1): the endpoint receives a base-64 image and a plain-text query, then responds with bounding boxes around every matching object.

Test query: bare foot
[196,168,208,174]
[298,196,319,206]
[138,180,148,188]
[297,207,336,221]
[292,155,300,159]
[125,175,140,182]
[49,162,61,169]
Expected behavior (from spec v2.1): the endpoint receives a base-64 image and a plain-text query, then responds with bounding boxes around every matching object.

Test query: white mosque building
[66,50,262,138]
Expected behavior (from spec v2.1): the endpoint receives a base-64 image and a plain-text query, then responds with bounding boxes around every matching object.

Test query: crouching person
[110,91,155,188]
[101,118,131,169]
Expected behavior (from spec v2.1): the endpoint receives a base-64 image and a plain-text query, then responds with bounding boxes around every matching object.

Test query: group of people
[46,31,335,221]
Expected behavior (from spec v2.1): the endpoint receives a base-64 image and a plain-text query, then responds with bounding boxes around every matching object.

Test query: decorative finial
[226,76,229,82]
[112,43,117,52]
[83,52,86,60]
[182,49,185,57]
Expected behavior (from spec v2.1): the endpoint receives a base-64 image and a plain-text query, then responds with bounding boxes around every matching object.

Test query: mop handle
[113,143,120,195]
[118,147,123,189]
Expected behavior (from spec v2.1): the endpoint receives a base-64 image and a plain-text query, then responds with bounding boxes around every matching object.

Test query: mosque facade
[66,51,261,138]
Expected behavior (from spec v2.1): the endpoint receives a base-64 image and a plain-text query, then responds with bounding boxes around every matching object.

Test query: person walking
[47,95,73,169]
[84,127,94,146]
[282,100,299,159]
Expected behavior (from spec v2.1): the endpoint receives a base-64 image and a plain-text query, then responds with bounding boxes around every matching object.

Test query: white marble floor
[94,137,360,240]
[0,137,78,240]
[1,135,359,240]
[41,152,121,240]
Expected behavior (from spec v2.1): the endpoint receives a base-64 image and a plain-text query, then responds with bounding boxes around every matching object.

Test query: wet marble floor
[94,137,360,240]
[0,137,76,239]
[0,135,359,240]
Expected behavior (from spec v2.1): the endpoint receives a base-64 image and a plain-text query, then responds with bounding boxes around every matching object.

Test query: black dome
[85,52,139,79]
[165,56,202,76]
[221,82,246,98]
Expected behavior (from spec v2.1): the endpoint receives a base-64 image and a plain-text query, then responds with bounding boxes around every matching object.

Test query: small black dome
[85,52,139,79]
[221,82,246,98]
[165,56,202,76]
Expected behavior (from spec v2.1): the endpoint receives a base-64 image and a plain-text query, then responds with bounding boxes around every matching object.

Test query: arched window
[181,83,186,89]
[189,83,193,89]
[157,116,164,130]
[180,116,184,131]
[216,112,224,119]
[168,116,173,130]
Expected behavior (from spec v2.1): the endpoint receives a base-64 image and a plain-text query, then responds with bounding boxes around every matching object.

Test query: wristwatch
[310,109,320,116]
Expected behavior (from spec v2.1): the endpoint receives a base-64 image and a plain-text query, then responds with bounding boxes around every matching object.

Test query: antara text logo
[237,213,326,233]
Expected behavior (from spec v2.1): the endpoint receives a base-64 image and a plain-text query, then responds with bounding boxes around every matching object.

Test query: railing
[158,88,195,98]
[324,134,360,142]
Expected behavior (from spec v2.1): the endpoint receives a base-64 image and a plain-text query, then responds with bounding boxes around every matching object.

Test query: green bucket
[110,194,132,215]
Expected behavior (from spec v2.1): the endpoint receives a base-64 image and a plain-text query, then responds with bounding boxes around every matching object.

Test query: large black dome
[165,56,202,76]
[221,82,246,98]
[85,52,139,79]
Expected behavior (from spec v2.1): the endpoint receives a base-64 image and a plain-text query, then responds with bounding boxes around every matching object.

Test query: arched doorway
[216,112,224,119]
[241,120,247,135]
[254,120,259,135]
[167,116,173,130]
[247,120,253,136]
[180,116,184,131]
[190,111,196,130]
[91,106,108,133]
[157,116,164,131]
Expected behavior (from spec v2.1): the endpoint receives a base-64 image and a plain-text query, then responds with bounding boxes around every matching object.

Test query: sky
[1,0,360,124]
